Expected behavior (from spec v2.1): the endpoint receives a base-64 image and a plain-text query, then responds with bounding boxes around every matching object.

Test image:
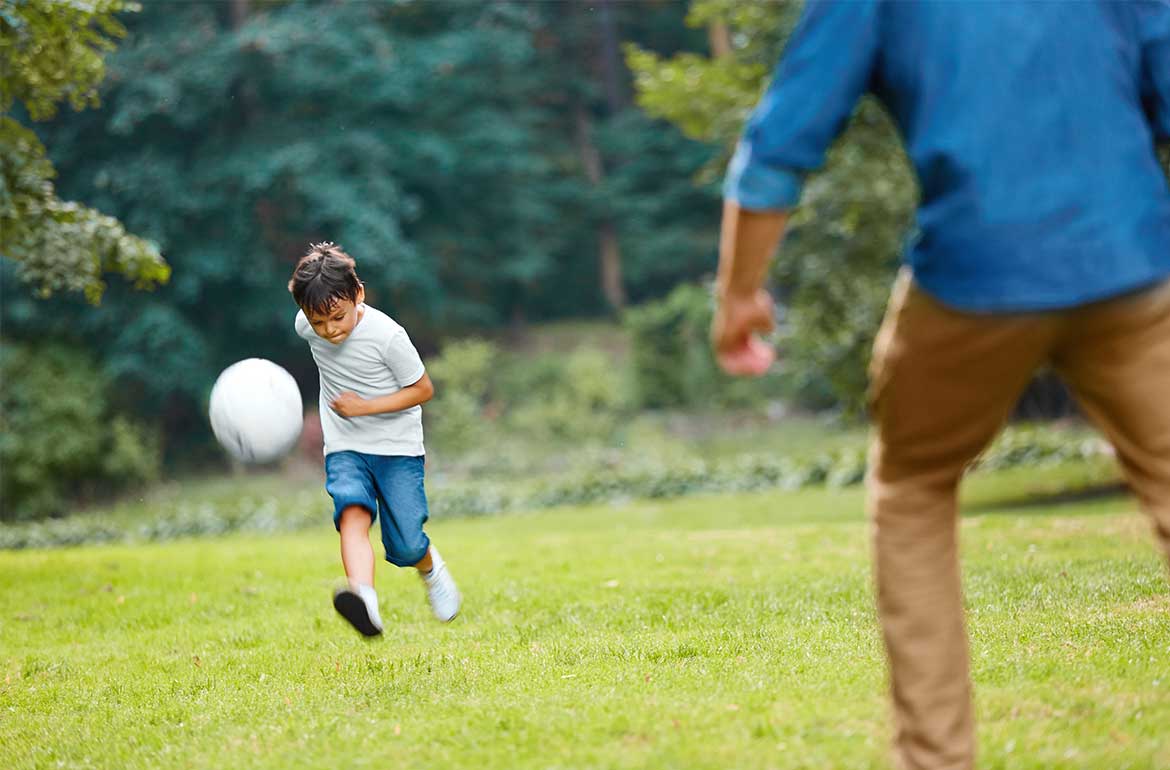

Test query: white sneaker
[420,547,461,622]
[333,582,383,637]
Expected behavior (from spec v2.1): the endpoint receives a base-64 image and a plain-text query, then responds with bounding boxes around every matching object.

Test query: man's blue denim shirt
[725,0,1170,312]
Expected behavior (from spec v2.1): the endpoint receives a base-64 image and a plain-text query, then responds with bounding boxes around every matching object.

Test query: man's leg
[867,272,1061,770]
[1055,279,1170,563]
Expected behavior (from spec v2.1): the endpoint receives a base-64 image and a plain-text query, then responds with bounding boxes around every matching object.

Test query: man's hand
[330,391,368,418]
[712,288,777,376]
[712,202,787,377]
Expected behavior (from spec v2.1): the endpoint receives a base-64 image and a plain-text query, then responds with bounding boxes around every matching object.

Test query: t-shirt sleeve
[382,328,426,387]
[294,310,312,340]
[1140,1,1170,141]
[724,0,881,211]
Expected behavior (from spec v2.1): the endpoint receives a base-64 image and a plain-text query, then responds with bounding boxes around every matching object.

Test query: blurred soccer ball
[209,358,304,464]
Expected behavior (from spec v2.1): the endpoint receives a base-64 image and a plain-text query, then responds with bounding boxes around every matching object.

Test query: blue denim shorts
[324,451,430,567]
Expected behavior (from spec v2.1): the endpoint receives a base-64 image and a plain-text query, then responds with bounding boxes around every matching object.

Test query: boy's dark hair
[288,242,362,316]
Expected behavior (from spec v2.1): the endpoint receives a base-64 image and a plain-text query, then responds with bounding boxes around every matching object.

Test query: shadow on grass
[963,481,1130,516]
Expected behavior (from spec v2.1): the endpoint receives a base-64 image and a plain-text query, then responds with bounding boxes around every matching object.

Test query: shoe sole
[333,589,382,637]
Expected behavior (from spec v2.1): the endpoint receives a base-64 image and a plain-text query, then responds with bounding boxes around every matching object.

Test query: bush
[428,336,637,453]
[425,339,498,453]
[624,283,785,410]
[974,425,1110,471]
[493,351,569,410]
[0,422,1114,549]
[0,341,161,520]
[505,348,632,443]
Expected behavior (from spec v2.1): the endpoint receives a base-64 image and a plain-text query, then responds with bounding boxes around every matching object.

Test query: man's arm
[712,202,788,375]
[330,372,435,418]
[713,0,879,375]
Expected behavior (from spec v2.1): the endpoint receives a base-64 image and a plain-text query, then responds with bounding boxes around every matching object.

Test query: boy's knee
[340,504,372,521]
[335,503,374,532]
[384,534,430,568]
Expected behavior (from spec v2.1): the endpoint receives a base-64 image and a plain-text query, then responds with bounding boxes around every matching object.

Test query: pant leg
[1053,279,1170,562]
[324,451,379,530]
[867,271,1062,770]
[369,455,431,567]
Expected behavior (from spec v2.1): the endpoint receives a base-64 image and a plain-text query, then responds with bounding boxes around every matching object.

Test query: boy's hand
[712,288,776,377]
[330,391,368,418]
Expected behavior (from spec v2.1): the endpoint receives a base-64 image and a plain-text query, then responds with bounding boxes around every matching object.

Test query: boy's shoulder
[360,304,407,337]
[294,308,311,339]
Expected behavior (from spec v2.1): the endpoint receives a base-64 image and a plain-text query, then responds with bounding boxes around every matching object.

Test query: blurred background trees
[4,0,1165,519]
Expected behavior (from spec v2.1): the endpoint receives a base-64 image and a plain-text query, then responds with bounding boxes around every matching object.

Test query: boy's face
[305,285,365,345]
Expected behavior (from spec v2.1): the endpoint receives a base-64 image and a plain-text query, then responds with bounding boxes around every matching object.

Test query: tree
[627,0,917,414]
[0,0,168,302]
[0,0,726,462]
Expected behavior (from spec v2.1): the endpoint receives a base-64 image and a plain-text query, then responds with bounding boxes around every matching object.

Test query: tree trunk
[229,0,249,28]
[228,0,259,126]
[572,0,626,312]
[596,0,627,112]
[708,21,733,59]
[574,102,626,311]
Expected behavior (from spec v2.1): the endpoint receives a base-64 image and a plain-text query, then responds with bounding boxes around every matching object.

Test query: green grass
[2,466,1168,769]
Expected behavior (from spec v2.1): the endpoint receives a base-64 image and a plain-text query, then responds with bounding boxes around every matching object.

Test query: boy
[289,241,460,635]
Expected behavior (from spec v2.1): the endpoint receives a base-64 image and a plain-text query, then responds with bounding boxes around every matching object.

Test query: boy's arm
[331,372,435,418]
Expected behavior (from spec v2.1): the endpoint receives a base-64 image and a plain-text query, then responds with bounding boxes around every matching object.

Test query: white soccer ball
[208,358,304,464]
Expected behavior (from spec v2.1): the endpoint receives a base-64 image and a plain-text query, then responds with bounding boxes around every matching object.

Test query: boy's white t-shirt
[295,304,426,457]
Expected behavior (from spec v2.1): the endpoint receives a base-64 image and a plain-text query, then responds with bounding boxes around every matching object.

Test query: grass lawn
[2,466,1168,769]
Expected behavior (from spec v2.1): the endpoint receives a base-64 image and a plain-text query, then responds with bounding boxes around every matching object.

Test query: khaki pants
[866,271,1170,770]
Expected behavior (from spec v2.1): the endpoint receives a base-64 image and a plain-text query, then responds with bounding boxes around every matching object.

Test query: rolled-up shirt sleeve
[724,0,880,211]
[1141,1,1170,140]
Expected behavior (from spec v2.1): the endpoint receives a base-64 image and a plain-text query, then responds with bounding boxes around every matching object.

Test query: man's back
[726,0,1170,311]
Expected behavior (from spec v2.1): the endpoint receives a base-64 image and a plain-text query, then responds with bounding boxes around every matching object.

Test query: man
[712,3,1170,769]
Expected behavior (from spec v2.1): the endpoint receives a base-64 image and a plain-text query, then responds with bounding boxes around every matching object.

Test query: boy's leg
[369,455,431,569]
[339,505,375,586]
[413,549,433,574]
[1054,279,1170,563]
[324,452,383,636]
[370,456,460,621]
[867,272,1061,770]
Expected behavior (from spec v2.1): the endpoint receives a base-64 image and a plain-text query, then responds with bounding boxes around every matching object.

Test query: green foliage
[425,339,498,453]
[624,284,707,408]
[427,337,632,451]
[493,351,570,409]
[625,0,795,146]
[973,424,1112,472]
[0,0,718,448]
[624,48,766,146]
[0,341,161,521]
[505,348,631,443]
[775,100,915,414]
[594,109,722,301]
[0,0,168,303]
[628,0,917,414]
[0,118,169,302]
[624,283,783,409]
[0,0,131,121]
